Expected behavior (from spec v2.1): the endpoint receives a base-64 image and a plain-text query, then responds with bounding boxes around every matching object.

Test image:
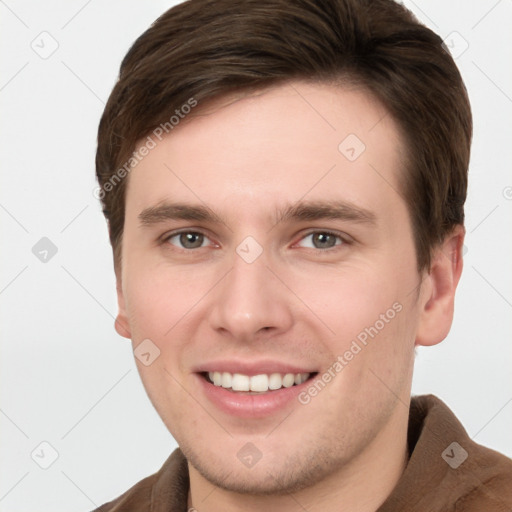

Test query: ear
[415,225,465,347]
[114,273,132,339]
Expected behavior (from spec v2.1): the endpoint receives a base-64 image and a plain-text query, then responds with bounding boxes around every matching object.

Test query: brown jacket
[94,395,512,511]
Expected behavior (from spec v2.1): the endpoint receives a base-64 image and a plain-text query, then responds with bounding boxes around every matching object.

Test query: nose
[208,251,294,342]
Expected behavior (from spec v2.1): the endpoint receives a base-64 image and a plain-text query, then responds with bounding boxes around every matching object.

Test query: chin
[183,441,343,497]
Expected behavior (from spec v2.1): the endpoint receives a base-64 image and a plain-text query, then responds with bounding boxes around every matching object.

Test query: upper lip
[193,359,317,376]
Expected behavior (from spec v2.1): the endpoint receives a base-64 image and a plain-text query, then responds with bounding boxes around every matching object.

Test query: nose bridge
[231,254,266,298]
[208,247,293,339]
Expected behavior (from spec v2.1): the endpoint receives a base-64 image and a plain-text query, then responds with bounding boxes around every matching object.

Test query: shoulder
[378,395,512,511]
[452,443,512,511]
[92,448,189,512]
[416,395,512,510]
[93,473,155,512]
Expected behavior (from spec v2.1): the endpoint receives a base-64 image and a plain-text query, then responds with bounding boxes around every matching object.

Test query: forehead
[125,81,406,224]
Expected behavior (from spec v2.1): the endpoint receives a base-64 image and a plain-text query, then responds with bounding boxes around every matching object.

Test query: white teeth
[232,373,250,391]
[207,371,311,392]
[282,373,295,388]
[221,372,232,388]
[212,371,222,386]
[250,374,269,392]
[269,373,283,390]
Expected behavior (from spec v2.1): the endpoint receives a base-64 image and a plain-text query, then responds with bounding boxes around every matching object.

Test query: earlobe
[415,225,465,347]
[115,277,132,339]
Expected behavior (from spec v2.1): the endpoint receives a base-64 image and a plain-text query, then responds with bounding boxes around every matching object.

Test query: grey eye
[298,232,343,249]
[168,232,207,249]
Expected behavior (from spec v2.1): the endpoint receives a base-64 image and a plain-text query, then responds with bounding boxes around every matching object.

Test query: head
[96,0,471,497]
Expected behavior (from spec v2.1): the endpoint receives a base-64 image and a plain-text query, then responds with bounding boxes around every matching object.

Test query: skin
[115,81,464,512]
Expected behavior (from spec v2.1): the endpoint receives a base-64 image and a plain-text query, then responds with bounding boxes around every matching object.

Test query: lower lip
[196,374,313,418]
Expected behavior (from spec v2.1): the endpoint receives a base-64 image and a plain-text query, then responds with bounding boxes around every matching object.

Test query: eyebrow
[274,200,377,226]
[138,200,377,228]
[139,203,218,226]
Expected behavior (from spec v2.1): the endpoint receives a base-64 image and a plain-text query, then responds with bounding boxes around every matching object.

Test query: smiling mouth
[202,371,318,394]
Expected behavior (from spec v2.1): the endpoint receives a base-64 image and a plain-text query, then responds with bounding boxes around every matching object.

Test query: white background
[1,1,511,510]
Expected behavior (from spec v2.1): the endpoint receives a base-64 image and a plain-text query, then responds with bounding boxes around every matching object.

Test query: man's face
[118,82,428,493]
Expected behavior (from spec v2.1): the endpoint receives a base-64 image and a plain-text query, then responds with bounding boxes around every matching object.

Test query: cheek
[297,263,400,333]
[123,262,212,339]
[302,259,419,379]
[122,266,198,430]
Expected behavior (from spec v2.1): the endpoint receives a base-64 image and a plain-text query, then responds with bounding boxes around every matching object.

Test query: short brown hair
[96,0,472,272]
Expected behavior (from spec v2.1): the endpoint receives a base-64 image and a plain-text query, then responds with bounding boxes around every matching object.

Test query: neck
[187,401,410,512]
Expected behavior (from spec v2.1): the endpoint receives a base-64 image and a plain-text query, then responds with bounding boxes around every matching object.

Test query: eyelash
[161,229,350,252]
[297,230,349,251]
